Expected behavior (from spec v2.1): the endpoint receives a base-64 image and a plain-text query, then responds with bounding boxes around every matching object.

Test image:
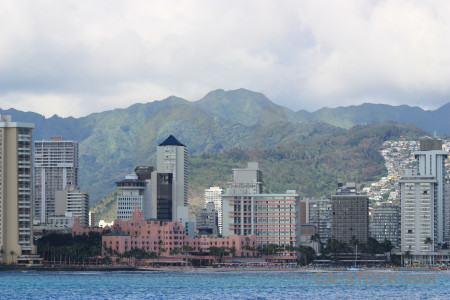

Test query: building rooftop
[159,135,185,147]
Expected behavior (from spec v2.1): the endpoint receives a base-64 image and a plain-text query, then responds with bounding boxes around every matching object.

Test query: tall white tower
[413,140,448,244]
[34,136,79,224]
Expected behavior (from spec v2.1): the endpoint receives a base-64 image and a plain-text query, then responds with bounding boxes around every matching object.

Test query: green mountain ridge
[0,88,443,208]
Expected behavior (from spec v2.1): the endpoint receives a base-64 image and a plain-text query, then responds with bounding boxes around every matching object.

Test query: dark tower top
[159,135,185,147]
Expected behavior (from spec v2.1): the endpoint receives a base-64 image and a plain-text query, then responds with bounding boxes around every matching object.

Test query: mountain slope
[0,88,444,207]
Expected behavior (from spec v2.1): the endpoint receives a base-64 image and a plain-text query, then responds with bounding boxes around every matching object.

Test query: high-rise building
[196,202,218,235]
[0,115,40,263]
[157,135,188,208]
[116,173,146,221]
[150,171,176,221]
[55,185,89,227]
[399,170,437,256]
[204,187,223,234]
[89,211,96,227]
[413,140,448,245]
[222,162,300,246]
[302,197,332,243]
[446,177,450,245]
[223,190,300,246]
[369,203,400,247]
[228,162,263,194]
[331,182,369,244]
[34,136,79,223]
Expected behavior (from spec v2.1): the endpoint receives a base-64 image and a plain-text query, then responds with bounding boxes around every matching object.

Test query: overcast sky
[1,0,450,118]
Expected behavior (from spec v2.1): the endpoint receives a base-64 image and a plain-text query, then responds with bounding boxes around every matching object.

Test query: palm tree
[9,250,16,264]
[0,248,4,264]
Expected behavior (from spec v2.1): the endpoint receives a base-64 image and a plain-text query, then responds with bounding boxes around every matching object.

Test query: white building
[399,140,449,265]
[222,162,300,246]
[116,173,146,221]
[204,187,223,234]
[34,136,79,224]
[413,140,448,244]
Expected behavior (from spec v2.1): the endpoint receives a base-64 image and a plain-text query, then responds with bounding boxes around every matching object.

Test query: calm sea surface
[1,270,449,299]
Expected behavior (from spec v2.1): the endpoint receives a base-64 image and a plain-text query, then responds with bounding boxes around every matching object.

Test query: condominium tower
[34,136,79,223]
[399,140,448,261]
[0,115,36,263]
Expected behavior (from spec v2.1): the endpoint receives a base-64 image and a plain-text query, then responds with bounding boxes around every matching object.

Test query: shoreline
[2,265,446,272]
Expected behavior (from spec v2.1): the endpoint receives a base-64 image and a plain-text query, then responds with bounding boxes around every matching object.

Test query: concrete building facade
[398,140,449,265]
[413,140,448,245]
[0,115,39,264]
[302,197,332,243]
[116,173,146,221]
[369,203,400,247]
[196,202,218,235]
[222,162,300,246]
[399,172,437,255]
[331,183,369,244]
[34,136,79,224]
[204,187,223,234]
[55,185,89,227]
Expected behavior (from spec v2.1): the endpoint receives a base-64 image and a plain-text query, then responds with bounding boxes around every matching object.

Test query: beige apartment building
[0,115,41,264]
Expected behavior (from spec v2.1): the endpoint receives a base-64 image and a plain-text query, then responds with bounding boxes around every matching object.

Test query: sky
[1,0,450,118]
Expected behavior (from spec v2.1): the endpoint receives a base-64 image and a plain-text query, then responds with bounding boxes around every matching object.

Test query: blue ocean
[0,270,449,299]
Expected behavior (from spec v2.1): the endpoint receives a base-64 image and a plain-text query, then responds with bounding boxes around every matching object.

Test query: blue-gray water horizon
[1,270,449,299]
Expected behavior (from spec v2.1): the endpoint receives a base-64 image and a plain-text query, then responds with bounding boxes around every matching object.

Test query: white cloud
[0,0,449,117]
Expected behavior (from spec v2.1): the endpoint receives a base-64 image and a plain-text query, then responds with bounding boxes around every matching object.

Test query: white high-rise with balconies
[399,140,449,265]
[34,136,79,224]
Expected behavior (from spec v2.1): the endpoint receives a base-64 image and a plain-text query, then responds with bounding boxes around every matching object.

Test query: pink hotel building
[72,207,257,258]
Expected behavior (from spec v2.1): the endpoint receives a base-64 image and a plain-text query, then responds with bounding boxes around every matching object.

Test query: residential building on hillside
[34,136,79,224]
[0,115,41,264]
[204,187,223,233]
[369,203,400,247]
[331,182,369,244]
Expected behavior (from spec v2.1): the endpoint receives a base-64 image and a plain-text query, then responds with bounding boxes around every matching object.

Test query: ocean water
[0,270,449,299]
